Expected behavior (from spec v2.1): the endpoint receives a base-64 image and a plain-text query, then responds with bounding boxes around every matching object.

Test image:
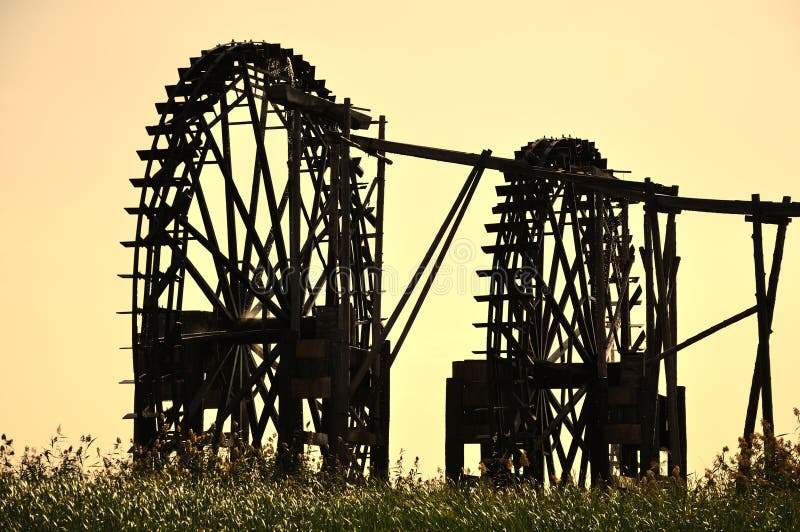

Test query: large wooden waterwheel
[123,42,389,476]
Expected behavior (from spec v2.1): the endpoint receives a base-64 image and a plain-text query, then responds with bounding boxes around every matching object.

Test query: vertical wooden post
[278,105,304,456]
[618,201,639,476]
[370,116,388,477]
[321,140,340,449]
[753,195,773,432]
[445,375,464,482]
[677,386,687,479]
[620,201,632,354]
[588,191,609,484]
[181,341,204,437]
[670,219,683,479]
[329,99,353,463]
[745,194,771,439]
[325,147,340,306]
[639,181,659,475]
[371,340,391,478]
[653,210,681,473]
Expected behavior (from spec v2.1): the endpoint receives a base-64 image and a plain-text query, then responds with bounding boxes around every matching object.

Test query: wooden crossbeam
[348,135,800,218]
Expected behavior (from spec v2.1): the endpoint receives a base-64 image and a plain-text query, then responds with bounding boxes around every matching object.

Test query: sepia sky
[1,0,799,477]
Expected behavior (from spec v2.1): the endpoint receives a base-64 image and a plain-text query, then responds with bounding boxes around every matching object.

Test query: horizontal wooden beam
[652,195,800,218]
[349,135,800,218]
[349,134,677,201]
[262,83,372,130]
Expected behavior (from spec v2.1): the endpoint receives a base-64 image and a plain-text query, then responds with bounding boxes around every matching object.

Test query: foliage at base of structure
[1,411,798,530]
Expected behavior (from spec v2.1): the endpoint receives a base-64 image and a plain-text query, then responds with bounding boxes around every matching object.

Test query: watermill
[123,41,800,485]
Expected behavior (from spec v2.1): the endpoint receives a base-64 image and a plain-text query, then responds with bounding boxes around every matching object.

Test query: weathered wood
[445,377,465,481]
[678,386,687,479]
[606,423,642,445]
[653,194,800,218]
[262,83,372,130]
[453,359,488,382]
[369,116,389,479]
[344,429,380,445]
[620,202,632,355]
[588,192,610,484]
[752,198,773,432]
[349,135,676,201]
[639,192,659,475]
[370,341,391,478]
[290,377,331,399]
[608,386,640,406]
[349,135,800,218]
[654,210,681,473]
[649,306,758,364]
[328,100,353,461]
[462,381,489,408]
[296,339,329,359]
[744,198,788,440]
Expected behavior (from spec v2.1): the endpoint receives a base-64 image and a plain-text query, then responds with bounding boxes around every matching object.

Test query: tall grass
[1,413,799,530]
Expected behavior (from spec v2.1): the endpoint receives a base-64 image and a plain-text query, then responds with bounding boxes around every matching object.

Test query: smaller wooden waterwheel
[445,137,686,486]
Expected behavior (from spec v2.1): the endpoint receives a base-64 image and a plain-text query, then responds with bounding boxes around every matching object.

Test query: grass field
[1,420,798,531]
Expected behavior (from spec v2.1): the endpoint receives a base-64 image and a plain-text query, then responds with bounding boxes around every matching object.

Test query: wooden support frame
[126,41,800,489]
[743,195,791,441]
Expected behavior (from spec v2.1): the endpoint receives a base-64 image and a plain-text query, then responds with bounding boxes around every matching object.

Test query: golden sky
[1,0,799,477]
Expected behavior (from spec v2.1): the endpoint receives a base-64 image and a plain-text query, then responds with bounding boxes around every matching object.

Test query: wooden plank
[290,377,331,399]
[608,386,640,407]
[295,339,329,359]
[452,360,487,382]
[461,381,488,408]
[606,423,642,445]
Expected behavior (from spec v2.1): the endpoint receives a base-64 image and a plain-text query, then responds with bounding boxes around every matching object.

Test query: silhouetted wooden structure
[123,41,800,485]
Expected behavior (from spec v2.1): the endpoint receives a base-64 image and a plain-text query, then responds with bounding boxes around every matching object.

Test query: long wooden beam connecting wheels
[123,42,389,477]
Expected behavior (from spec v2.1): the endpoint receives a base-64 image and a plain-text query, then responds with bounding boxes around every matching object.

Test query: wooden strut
[647,306,758,364]
[387,150,492,365]
[369,115,389,478]
[350,150,492,395]
[357,153,492,413]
